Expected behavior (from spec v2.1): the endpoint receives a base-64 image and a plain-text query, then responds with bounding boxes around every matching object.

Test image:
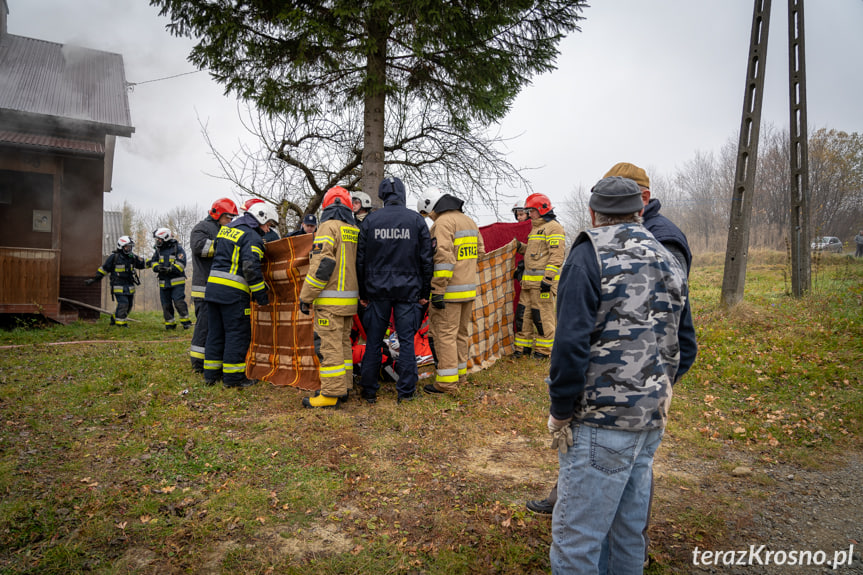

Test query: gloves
[84,277,97,286]
[540,279,553,293]
[513,260,525,281]
[431,293,446,310]
[548,415,574,454]
[299,301,311,315]
[157,264,172,274]
[253,290,270,306]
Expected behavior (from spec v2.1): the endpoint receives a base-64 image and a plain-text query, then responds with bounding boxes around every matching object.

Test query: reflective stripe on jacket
[430,210,484,302]
[300,219,359,316]
[520,217,565,287]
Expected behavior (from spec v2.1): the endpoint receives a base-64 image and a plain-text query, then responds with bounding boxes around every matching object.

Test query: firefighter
[188,198,238,373]
[204,202,276,388]
[513,193,565,359]
[84,235,146,327]
[298,186,359,409]
[352,191,373,226]
[512,200,529,222]
[147,228,192,330]
[243,198,281,242]
[417,186,484,394]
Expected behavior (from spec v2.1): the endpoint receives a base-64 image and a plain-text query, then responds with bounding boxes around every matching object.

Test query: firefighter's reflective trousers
[428,300,474,393]
[314,307,353,398]
[189,297,208,371]
[204,300,251,385]
[514,286,555,357]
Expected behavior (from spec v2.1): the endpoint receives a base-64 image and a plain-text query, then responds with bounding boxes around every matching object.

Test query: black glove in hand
[84,277,97,286]
[540,279,553,293]
[513,260,525,281]
[431,293,446,310]
[299,301,310,315]
[253,290,270,306]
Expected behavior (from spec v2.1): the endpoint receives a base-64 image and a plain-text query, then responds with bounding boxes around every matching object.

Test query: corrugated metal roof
[103,211,124,256]
[0,34,133,136]
[0,129,104,154]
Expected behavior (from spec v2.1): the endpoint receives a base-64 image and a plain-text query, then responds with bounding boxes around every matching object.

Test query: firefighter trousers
[428,299,474,393]
[160,284,191,327]
[315,307,353,398]
[113,293,134,326]
[204,300,251,385]
[515,286,555,356]
[189,297,208,370]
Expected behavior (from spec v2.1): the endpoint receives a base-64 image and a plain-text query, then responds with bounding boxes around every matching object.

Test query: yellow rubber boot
[302,394,339,409]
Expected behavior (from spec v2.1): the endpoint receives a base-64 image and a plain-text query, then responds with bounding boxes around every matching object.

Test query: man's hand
[548,415,573,454]
[540,279,553,293]
[299,301,311,315]
[253,290,269,306]
[430,293,445,309]
[84,277,97,286]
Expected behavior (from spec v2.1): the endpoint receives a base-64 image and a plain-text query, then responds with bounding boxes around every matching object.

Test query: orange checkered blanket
[247,236,519,388]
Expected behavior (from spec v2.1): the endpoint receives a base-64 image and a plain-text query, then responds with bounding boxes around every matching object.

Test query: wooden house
[0,0,134,322]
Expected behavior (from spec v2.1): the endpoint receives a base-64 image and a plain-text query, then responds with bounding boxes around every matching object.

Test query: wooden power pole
[721,0,811,307]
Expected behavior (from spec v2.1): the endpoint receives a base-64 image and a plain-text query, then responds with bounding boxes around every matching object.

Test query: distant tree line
[559,126,863,254]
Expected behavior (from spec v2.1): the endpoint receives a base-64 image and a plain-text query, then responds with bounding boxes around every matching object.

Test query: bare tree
[202,98,532,228]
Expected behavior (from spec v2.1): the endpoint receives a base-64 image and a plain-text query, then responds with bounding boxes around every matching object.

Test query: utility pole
[787,0,811,296]
[721,0,772,308]
[721,0,812,306]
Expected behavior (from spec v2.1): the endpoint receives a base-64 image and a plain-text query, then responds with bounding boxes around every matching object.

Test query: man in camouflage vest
[547,176,695,574]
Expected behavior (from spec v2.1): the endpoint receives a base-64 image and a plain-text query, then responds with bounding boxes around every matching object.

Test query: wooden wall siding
[0,247,60,312]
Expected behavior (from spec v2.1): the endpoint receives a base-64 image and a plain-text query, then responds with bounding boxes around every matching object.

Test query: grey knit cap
[589,176,644,215]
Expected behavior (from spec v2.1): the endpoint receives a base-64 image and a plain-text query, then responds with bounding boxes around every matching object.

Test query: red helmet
[209,198,238,220]
[525,193,552,216]
[242,198,265,212]
[322,186,352,210]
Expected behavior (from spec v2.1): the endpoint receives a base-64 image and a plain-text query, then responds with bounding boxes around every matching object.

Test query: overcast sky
[9,0,863,226]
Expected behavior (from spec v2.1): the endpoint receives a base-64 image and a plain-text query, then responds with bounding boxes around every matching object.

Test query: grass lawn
[1,251,861,574]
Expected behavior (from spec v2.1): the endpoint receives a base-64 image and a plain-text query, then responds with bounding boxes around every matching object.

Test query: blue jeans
[551,422,664,575]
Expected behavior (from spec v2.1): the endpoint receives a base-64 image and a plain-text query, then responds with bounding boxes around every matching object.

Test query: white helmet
[352,191,373,210]
[417,186,444,215]
[153,228,173,245]
[117,235,134,252]
[249,202,279,227]
[512,200,525,213]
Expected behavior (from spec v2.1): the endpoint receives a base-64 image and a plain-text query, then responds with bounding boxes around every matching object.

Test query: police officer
[188,198,238,373]
[148,228,192,330]
[513,193,565,359]
[299,186,359,409]
[289,214,318,237]
[417,186,484,394]
[357,176,433,404]
[204,202,277,388]
[84,235,146,327]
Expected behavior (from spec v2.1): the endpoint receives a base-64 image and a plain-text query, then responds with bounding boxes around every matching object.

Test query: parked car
[810,236,843,253]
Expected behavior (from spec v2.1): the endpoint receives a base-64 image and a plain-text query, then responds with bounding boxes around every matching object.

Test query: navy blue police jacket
[357,178,433,302]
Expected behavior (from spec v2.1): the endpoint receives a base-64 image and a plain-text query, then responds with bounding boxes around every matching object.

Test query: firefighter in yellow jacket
[417,187,485,394]
[514,193,565,359]
[299,186,359,409]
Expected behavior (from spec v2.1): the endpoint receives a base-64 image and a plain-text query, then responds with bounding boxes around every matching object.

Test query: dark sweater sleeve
[548,241,600,420]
